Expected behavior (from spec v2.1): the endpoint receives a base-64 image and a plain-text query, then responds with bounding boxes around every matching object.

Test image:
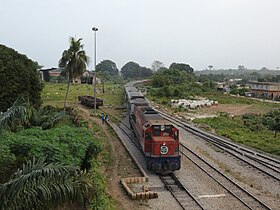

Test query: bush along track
[193,112,280,156]
[0,105,117,209]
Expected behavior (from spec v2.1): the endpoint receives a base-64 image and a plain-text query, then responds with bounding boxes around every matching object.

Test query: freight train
[125,81,181,173]
[78,95,103,108]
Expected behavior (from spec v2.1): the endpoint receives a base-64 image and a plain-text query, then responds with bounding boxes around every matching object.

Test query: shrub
[0,125,101,182]
[0,44,43,112]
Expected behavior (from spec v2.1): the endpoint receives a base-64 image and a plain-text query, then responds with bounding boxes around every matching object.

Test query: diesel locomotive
[125,81,181,173]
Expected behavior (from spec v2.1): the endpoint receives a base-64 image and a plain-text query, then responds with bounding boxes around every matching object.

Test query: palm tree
[0,98,68,134]
[59,37,89,112]
[0,157,93,210]
[0,97,33,134]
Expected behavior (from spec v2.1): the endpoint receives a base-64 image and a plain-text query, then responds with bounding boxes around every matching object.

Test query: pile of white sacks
[171,98,218,109]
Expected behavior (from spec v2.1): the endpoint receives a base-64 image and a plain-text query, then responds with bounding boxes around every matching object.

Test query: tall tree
[0,44,43,112]
[96,60,119,92]
[96,60,119,76]
[59,37,89,112]
[151,68,190,88]
[208,65,214,70]
[151,60,164,72]
[170,62,194,74]
[238,65,246,70]
[121,61,152,79]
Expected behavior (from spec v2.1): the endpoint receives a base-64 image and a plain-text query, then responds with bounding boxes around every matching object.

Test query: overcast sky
[1,0,280,71]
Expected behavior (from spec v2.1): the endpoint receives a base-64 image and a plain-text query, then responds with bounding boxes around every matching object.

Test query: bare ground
[172,104,274,121]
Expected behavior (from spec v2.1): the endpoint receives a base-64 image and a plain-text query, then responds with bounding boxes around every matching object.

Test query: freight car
[78,95,103,108]
[125,82,181,173]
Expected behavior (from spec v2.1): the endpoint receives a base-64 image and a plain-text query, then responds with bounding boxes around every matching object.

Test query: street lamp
[92,27,98,115]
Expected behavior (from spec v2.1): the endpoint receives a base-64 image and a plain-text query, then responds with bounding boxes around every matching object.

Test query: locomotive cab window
[153,125,161,136]
[163,125,171,136]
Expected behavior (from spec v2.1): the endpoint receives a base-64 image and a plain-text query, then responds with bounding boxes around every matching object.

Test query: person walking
[105,114,109,122]
[101,113,105,124]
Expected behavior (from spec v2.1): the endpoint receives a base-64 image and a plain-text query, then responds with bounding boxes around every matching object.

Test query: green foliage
[151,68,193,88]
[149,63,198,98]
[0,145,16,182]
[42,83,124,108]
[197,73,226,82]
[121,61,153,79]
[0,125,101,182]
[151,60,164,72]
[33,107,67,130]
[96,60,122,87]
[149,81,211,99]
[202,80,217,89]
[0,157,93,210]
[169,62,194,74]
[229,84,249,96]
[219,112,229,118]
[0,99,72,134]
[194,115,280,155]
[195,68,280,83]
[0,44,43,112]
[96,60,119,77]
[0,97,33,134]
[198,92,254,105]
[262,110,280,137]
[241,113,264,131]
[59,37,89,80]
[89,160,113,209]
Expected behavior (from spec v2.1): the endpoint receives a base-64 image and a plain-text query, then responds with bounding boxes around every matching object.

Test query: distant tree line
[148,62,217,98]
[96,60,153,81]
[197,68,280,83]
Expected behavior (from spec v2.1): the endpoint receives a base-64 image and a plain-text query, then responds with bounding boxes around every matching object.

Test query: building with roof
[39,68,64,82]
[39,68,101,84]
[249,82,280,99]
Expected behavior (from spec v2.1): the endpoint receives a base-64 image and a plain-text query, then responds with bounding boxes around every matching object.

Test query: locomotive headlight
[160,145,168,155]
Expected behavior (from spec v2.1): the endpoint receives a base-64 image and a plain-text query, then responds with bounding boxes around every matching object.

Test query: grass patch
[199,92,279,110]
[89,160,114,209]
[193,116,280,156]
[42,82,124,108]
[87,118,117,209]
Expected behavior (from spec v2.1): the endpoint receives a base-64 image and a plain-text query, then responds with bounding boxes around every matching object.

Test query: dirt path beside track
[77,105,146,210]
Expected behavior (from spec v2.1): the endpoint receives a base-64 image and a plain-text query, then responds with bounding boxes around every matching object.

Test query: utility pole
[92,27,98,115]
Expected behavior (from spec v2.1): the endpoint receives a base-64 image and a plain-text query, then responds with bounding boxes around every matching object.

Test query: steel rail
[158,110,280,164]
[160,173,205,210]
[118,120,204,209]
[117,121,141,151]
[184,128,280,181]
[180,144,272,210]
[158,110,280,181]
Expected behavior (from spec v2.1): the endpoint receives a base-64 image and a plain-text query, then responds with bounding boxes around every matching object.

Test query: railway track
[115,113,274,209]
[158,110,280,182]
[160,173,204,210]
[116,119,142,151]
[180,143,272,210]
[117,118,205,209]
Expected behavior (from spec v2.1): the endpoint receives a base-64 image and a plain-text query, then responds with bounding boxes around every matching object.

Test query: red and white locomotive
[125,81,181,173]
